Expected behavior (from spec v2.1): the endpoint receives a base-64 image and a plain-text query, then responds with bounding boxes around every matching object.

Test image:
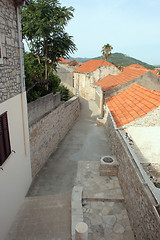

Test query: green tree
[58,84,70,101]
[24,52,44,91]
[24,52,62,102]
[24,51,72,103]
[21,0,76,83]
[101,44,113,60]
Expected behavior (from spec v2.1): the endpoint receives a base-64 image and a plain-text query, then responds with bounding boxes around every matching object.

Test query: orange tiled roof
[74,60,113,73]
[128,64,159,76]
[58,57,70,63]
[95,64,158,91]
[127,64,147,70]
[105,84,160,128]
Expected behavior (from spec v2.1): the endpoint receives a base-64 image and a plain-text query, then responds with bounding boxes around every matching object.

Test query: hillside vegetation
[69,52,155,70]
[94,53,155,70]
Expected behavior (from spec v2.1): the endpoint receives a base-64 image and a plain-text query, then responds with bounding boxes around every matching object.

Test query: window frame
[0,112,11,166]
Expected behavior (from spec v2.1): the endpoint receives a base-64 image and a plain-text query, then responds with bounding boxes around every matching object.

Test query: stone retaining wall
[104,110,160,240]
[29,96,80,177]
[28,93,61,126]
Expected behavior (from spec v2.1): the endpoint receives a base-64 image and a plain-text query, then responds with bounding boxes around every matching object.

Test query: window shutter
[2,113,11,158]
[0,117,6,165]
[0,112,11,166]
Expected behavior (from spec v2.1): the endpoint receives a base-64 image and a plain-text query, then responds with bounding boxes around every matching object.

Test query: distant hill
[68,56,90,63]
[68,52,155,70]
[94,53,155,70]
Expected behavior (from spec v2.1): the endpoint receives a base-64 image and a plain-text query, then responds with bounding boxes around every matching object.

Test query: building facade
[0,0,32,239]
[74,60,120,100]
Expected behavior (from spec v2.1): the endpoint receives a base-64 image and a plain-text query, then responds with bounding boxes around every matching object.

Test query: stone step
[6,193,71,240]
[71,186,83,240]
[75,161,124,201]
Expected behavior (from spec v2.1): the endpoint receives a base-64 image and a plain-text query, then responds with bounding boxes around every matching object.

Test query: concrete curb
[71,186,83,240]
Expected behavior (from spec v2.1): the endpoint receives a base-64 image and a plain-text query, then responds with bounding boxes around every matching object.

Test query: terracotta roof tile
[105,84,160,127]
[95,64,158,91]
[58,57,70,63]
[126,64,159,76]
[127,64,147,69]
[74,60,113,73]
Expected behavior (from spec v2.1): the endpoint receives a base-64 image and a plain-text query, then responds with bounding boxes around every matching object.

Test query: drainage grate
[102,157,113,163]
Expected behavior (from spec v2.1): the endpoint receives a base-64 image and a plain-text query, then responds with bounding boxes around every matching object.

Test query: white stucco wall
[0,92,32,240]
[126,126,160,164]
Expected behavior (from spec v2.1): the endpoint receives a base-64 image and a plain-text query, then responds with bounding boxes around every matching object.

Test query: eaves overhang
[14,0,30,6]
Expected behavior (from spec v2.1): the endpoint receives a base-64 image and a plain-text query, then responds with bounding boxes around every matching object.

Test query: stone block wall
[28,93,61,126]
[29,96,80,177]
[74,65,120,100]
[90,65,120,84]
[55,64,78,95]
[56,63,74,88]
[104,111,160,240]
[141,71,160,90]
[0,0,23,103]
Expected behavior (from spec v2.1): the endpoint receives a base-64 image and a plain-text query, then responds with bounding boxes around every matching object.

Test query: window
[0,112,11,166]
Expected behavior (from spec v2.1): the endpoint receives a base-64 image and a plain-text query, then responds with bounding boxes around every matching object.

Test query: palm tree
[101,44,113,60]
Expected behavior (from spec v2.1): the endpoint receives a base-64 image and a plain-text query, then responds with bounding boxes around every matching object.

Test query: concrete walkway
[28,98,111,196]
[7,98,112,240]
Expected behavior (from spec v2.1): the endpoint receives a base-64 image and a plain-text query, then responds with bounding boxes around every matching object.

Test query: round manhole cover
[102,157,113,163]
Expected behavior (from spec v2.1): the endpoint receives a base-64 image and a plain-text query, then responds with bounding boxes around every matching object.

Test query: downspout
[17,5,27,155]
[100,84,104,118]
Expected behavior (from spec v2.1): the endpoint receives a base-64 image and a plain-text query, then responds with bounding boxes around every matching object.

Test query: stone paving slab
[83,200,135,240]
[73,161,135,240]
[6,194,71,240]
[75,161,124,201]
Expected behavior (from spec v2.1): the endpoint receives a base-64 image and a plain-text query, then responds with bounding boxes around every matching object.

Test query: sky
[59,0,160,65]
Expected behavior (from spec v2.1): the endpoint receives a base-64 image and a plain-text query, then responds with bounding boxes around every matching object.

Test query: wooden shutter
[0,117,6,165]
[0,112,11,166]
[2,113,11,158]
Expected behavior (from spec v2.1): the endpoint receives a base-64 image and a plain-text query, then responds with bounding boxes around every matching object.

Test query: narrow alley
[6,98,134,240]
[28,98,111,196]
